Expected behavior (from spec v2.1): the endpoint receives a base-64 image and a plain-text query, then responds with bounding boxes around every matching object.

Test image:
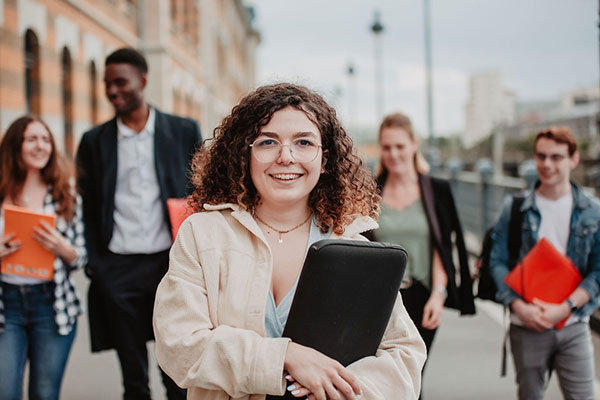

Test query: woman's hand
[0,233,21,258]
[422,290,445,330]
[33,220,77,265]
[285,375,312,398]
[284,342,362,400]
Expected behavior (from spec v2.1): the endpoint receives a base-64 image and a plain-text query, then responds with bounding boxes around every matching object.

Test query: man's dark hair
[105,47,148,74]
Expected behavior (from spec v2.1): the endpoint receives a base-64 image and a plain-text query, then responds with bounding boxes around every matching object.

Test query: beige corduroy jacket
[153,203,426,400]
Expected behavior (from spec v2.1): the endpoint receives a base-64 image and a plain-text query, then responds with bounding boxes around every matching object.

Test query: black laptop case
[267,239,407,400]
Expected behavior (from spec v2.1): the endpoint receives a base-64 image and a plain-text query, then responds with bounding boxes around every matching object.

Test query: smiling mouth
[270,173,303,180]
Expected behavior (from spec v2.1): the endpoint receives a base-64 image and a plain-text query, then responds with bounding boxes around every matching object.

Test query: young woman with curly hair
[0,115,86,399]
[153,83,426,400]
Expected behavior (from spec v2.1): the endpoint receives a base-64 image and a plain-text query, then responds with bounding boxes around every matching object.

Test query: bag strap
[500,193,525,378]
[501,306,510,377]
[507,194,525,268]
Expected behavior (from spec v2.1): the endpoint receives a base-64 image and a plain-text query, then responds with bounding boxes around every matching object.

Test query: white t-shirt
[535,191,573,254]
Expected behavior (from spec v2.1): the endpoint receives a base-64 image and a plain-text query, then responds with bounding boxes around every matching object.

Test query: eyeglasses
[534,152,568,163]
[250,137,322,163]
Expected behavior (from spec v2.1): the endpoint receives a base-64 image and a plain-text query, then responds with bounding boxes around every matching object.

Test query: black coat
[365,174,476,315]
[76,108,202,351]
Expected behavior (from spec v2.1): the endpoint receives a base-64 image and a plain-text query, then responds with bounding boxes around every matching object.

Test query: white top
[535,191,573,254]
[108,107,172,254]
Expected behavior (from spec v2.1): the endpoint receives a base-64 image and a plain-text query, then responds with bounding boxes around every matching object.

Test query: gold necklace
[254,213,312,244]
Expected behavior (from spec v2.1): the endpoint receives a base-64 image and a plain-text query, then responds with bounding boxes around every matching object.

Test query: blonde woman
[366,113,475,356]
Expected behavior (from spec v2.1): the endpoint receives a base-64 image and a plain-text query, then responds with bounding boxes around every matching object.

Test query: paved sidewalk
[60,274,167,399]
[57,274,600,399]
[423,300,600,400]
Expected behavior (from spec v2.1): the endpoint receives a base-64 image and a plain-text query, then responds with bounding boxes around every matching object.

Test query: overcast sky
[246,0,598,138]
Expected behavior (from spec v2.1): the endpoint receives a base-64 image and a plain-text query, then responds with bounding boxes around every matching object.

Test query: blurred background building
[464,71,516,148]
[0,0,260,157]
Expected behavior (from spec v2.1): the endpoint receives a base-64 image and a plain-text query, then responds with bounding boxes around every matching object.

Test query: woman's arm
[32,195,87,269]
[345,294,427,400]
[422,249,447,329]
[153,219,290,398]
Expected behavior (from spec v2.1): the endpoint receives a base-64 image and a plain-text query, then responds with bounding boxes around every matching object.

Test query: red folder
[166,198,193,240]
[504,237,582,330]
[1,204,56,280]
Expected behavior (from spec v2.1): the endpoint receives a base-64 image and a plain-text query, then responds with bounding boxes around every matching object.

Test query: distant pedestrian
[153,83,426,400]
[365,112,475,358]
[490,126,599,399]
[76,47,202,400]
[0,115,86,400]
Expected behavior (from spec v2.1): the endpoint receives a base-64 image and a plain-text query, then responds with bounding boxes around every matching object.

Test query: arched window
[24,30,41,115]
[89,61,98,125]
[61,47,73,158]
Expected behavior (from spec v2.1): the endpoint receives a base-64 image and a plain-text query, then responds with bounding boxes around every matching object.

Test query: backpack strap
[507,194,525,269]
[501,193,525,377]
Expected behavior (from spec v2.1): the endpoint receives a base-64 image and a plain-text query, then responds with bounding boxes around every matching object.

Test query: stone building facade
[0,0,260,157]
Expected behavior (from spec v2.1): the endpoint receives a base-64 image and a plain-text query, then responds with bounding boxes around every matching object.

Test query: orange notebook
[1,204,56,280]
[166,198,193,240]
[505,237,582,330]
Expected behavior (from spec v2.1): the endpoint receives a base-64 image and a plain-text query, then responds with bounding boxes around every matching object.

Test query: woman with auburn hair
[365,113,475,367]
[153,83,426,400]
[0,115,86,400]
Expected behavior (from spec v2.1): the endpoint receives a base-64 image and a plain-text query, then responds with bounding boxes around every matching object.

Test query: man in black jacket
[76,48,202,400]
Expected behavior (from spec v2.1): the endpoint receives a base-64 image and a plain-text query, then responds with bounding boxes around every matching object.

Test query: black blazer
[76,108,202,263]
[365,173,475,315]
[76,109,202,352]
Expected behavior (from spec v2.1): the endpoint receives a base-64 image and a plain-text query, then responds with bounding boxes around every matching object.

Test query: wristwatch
[565,298,578,313]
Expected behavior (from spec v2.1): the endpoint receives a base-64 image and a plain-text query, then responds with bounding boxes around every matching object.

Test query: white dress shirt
[108,107,172,254]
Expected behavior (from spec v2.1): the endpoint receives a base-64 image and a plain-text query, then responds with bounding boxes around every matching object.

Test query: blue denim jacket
[490,182,600,318]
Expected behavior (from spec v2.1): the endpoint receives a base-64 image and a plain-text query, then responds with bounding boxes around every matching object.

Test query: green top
[374,200,432,288]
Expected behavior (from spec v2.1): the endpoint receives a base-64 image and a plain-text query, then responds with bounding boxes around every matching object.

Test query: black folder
[267,239,407,400]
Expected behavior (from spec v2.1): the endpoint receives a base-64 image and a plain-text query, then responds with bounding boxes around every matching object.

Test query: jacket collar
[202,203,378,239]
[521,181,588,211]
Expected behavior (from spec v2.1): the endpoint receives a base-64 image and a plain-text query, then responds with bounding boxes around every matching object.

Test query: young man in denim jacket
[490,126,600,400]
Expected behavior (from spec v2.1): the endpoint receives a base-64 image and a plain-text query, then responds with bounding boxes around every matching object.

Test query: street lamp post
[346,62,356,133]
[371,11,384,123]
[424,0,435,147]
[596,0,600,146]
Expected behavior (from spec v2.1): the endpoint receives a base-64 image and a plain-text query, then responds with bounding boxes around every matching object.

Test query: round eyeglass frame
[249,140,323,163]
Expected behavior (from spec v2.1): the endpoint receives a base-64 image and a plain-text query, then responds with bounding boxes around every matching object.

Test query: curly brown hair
[189,83,380,234]
[0,115,76,220]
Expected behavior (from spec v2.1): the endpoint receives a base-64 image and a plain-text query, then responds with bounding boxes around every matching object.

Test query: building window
[24,30,41,115]
[89,61,98,125]
[61,48,73,158]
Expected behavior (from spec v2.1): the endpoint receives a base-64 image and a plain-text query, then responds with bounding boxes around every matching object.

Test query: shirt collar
[116,107,156,138]
[522,181,589,211]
